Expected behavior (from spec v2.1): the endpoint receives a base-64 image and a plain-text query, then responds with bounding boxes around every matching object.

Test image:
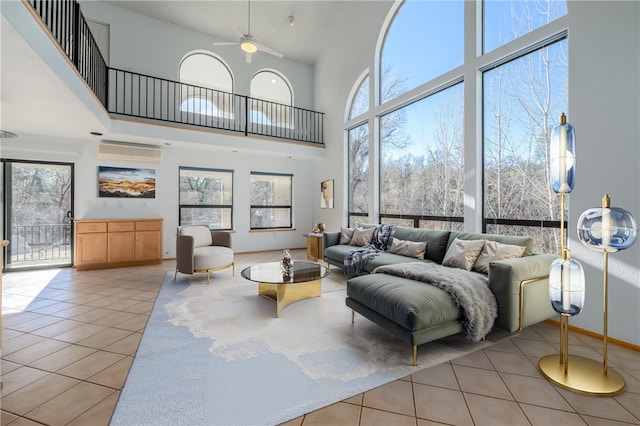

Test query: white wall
[2,136,317,257]
[313,1,640,345]
[313,1,393,231]
[564,1,640,346]
[79,1,314,109]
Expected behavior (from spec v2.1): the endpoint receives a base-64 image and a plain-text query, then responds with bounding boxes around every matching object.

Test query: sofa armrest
[489,253,558,332]
[210,231,232,248]
[323,231,341,250]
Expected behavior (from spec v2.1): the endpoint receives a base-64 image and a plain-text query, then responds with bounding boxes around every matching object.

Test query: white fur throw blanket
[372,263,497,342]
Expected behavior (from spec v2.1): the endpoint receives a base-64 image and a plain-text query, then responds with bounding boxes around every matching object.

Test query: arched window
[346,0,569,252]
[346,71,371,226]
[179,53,233,119]
[380,0,463,104]
[348,74,369,120]
[250,71,293,129]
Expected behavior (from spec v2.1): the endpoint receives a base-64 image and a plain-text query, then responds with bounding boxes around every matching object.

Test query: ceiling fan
[212,0,284,63]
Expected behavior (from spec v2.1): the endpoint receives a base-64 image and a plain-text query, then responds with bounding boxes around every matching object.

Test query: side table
[305,233,323,261]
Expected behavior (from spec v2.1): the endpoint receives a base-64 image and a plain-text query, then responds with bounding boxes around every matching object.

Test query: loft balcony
[25,0,324,145]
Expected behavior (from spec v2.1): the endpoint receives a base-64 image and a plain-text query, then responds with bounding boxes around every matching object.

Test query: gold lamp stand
[539,248,625,396]
[539,194,626,396]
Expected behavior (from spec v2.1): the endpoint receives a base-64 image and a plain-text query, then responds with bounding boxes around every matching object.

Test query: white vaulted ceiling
[102,1,357,65]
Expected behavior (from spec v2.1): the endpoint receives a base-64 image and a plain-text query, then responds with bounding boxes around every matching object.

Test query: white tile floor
[2,250,639,425]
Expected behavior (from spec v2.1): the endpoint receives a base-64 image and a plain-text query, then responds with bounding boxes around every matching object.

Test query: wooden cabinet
[75,218,163,270]
[134,220,162,261]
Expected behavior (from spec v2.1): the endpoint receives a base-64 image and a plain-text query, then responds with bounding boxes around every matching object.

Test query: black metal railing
[9,224,72,266]
[26,0,324,145]
[110,68,323,143]
[28,0,108,107]
[109,68,246,133]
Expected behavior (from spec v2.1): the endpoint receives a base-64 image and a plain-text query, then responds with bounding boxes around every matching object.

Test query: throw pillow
[339,227,354,245]
[442,238,485,271]
[473,240,526,274]
[350,227,375,246]
[389,238,427,259]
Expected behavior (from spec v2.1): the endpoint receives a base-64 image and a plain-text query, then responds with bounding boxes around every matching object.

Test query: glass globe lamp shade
[577,206,637,253]
[550,113,576,194]
[549,253,585,316]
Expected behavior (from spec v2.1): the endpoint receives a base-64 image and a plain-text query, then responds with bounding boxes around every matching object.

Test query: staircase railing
[26,0,324,145]
[28,0,108,107]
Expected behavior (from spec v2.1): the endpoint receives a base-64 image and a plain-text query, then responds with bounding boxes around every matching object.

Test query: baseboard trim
[544,319,639,352]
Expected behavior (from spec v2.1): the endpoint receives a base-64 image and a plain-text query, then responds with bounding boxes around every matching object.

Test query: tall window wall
[345,0,567,252]
[482,2,568,253]
[380,83,465,230]
[347,73,370,227]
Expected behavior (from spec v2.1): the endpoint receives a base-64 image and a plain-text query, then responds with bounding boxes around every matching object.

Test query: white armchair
[174,225,234,284]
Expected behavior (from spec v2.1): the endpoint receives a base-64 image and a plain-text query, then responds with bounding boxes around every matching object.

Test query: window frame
[249,171,293,230]
[178,166,234,231]
[342,0,569,251]
[178,52,235,121]
[480,34,568,252]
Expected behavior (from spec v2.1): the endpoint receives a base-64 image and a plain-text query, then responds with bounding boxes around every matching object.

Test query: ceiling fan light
[240,39,257,53]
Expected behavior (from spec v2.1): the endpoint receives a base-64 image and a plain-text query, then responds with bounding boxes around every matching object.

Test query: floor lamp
[567,194,637,395]
[538,113,589,393]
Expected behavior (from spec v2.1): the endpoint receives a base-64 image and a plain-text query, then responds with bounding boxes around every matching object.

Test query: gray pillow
[389,238,427,259]
[442,238,485,271]
[350,227,375,246]
[473,240,526,274]
[339,227,354,245]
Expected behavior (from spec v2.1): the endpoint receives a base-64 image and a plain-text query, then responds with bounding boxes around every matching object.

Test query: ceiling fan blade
[213,42,239,46]
[256,42,284,58]
[245,52,253,63]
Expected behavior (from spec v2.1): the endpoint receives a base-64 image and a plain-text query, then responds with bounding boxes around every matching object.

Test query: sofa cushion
[392,227,451,264]
[179,225,212,248]
[389,238,427,259]
[442,238,485,271]
[448,231,534,257]
[339,227,354,244]
[350,227,375,246]
[363,253,435,273]
[473,241,526,274]
[324,244,356,265]
[193,246,233,270]
[347,273,461,331]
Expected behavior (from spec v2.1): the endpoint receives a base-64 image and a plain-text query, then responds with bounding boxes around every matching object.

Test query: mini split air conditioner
[98,141,163,163]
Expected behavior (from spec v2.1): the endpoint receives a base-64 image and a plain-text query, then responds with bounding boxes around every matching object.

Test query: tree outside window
[179,167,233,230]
[380,83,464,230]
[483,38,568,253]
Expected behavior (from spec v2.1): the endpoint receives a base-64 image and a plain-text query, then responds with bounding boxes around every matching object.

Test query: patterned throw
[344,224,397,275]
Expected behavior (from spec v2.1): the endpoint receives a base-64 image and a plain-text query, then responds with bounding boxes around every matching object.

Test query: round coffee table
[241,261,329,317]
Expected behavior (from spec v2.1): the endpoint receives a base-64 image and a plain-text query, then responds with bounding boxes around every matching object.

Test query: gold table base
[258,279,321,317]
[539,354,625,396]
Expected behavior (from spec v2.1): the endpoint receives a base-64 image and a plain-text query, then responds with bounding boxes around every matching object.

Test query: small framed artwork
[321,179,334,209]
[98,166,156,198]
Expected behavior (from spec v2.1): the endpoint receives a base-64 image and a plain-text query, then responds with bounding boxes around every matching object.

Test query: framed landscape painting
[98,166,156,198]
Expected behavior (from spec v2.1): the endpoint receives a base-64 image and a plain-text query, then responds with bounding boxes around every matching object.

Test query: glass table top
[240,261,328,284]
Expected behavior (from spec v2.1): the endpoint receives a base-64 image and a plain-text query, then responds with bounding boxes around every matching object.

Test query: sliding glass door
[3,160,74,271]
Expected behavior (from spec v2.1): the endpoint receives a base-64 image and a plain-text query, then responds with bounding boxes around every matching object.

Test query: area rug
[111,267,512,426]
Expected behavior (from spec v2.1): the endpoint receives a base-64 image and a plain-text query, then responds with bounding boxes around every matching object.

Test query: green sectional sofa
[323,225,557,365]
